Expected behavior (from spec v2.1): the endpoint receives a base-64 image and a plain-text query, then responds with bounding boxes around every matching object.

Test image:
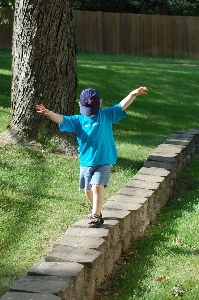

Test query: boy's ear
[100,100,102,106]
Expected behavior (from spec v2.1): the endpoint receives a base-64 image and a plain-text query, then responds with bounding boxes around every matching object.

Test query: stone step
[0,292,60,300]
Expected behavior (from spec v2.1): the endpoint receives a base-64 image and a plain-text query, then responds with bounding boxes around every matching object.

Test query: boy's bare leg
[85,190,93,206]
[91,184,104,216]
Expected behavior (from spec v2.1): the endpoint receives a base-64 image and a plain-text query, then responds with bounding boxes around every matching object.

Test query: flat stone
[132,173,166,183]
[146,154,176,163]
[103,201,146,229]
[101,209,131,235]
[143,160,172,170]
[106,194,153,222]
[45,247,102,300]
[103,200,142,211]
[132,173,168,192]
[185,129,199,134]
[101,209,131,220]
[63,227,109,239]
[54,235,107,254]
[10,276,71,296]
[164,138,191,146]
[108,193,149,204]
[72,217,112,231]
[72,218,120,249]
[169,133,194,140]
[71,217,90,228]
[162,143,188,156]
[45,246,101,265]
[150,150,182,164]
[138,166,170,177]
[71,218,121,248]
[101,219,120,247]
[116,187,153,197]
[125,178,161,189]
[0,292,60,300]
[28,261,84,277]
[155,144,185,154]
[27,261,84,299]
[63,227,110,251]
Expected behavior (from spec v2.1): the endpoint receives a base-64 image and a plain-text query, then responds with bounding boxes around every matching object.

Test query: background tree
[0,0,78,155]
[128,0,198,16]
[70,0,199,16]
[0,0,14,24]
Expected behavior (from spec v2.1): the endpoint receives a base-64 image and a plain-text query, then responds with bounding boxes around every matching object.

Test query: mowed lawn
[0,50,199,298]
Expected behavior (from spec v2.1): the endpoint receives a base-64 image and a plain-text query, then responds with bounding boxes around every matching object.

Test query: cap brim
[80,106,99,116]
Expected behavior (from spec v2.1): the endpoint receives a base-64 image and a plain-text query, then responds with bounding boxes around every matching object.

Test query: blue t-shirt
[59,104,126,167]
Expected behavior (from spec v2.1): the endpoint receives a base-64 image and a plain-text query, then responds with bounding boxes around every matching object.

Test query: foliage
[1,0,199,18]
[70,0,133,13]
[129,0,199,16]
[71,0,199,16]
[0,0,14,24]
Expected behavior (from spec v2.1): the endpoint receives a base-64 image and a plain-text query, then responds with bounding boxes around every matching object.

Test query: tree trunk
[0,0,78,156]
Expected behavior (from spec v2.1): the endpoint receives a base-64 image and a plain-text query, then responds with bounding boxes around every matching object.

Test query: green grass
[0,50,11,132]
[76,52,199,168]
[0,50,199,297]
[97,157,199,300]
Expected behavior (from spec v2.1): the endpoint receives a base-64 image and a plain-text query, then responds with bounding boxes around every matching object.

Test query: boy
[36,87,148,228]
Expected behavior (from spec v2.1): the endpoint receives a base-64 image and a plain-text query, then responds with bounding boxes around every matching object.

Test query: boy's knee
[92,184,104,191]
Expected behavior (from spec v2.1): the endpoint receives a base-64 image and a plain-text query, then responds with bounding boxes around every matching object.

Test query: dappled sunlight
[1,50,199,297]
[0,69,12,75]
[0,146,82,250]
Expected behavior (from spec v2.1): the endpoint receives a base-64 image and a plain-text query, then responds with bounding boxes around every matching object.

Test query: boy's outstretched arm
[120,87,148,111]
[36,104,63,124]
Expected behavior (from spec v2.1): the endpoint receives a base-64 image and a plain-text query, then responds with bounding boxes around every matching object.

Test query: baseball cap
[80,88,101,116]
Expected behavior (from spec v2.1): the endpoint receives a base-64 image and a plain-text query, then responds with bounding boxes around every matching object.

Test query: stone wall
[1,129,199,300]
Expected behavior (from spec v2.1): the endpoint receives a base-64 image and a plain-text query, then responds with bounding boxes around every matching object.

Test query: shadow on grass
[1,50,199,150]
[0,149,49,295]
[0,73,11,109]
[113,156,144,173]
[0,145,80,296]
[0,147,51,247]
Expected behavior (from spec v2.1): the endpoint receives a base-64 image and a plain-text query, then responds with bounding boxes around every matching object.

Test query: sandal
[90,206,104,224]
[88,214,103,228]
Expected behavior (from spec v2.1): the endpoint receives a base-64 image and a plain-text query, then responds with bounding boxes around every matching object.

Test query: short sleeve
[59,115,78,133]
[104,104,126,123]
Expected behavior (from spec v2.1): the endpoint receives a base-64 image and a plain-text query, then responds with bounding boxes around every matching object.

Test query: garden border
[1,129,199,300]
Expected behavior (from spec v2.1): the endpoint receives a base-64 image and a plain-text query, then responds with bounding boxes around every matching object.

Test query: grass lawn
[94,155,199,300]
[0,50,199,298]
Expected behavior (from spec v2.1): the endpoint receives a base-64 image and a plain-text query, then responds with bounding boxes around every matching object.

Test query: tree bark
[0,0,78,156]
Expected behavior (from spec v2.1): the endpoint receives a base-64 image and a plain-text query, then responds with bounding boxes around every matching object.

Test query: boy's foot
[88,214,103,228]
[90,206,104,224]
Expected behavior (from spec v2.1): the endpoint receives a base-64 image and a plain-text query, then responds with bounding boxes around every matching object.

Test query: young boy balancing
[36,87,148,228]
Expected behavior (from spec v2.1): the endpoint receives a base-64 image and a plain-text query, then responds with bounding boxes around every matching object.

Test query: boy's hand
[120,87,148,110]
[36,104,63,124]
[134,87,148,96]
[36,104,49,116]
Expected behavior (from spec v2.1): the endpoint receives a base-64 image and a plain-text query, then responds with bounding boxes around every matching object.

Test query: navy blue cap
[80,88,100,116]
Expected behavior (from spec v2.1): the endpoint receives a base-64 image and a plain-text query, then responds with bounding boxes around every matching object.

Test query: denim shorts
[79,164,111,190]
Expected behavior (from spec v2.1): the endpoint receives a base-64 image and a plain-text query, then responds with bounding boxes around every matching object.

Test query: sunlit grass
[0,50,199,297]
[99,157,199,300]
